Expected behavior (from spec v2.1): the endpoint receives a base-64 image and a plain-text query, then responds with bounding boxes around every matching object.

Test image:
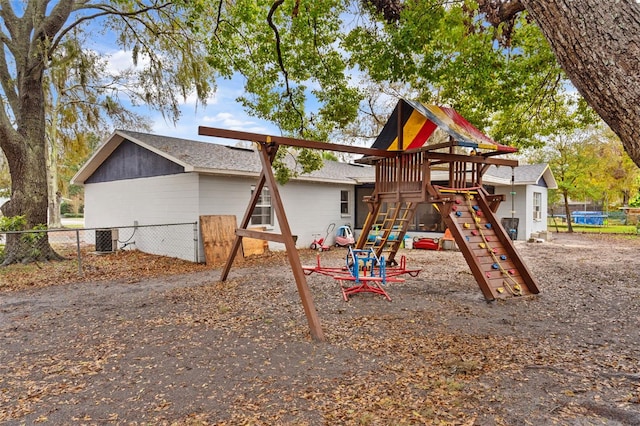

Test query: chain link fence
[0,222,200,273]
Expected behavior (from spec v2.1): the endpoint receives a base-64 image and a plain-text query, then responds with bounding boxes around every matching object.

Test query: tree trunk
[521,0,640,167]
[47,120,62,229]
[0,130,61,264]
[563,190,573,233]
[0,54,61,264]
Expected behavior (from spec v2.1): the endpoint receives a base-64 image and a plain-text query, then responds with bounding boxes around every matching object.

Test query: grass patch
[547,222,637,234]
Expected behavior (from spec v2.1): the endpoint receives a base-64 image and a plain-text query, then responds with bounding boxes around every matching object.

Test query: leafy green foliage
[526,126,639,220]
[202,0,358,143]
[344,1,598,148]
[182,0,599,157]
[0,216,27,232]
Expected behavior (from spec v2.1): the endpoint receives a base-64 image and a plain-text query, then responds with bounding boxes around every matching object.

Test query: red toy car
[412,236,440,250]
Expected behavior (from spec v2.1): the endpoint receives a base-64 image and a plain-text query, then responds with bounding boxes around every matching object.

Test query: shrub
[60,202,73,215]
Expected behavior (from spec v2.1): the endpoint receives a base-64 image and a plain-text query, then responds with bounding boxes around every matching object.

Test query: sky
[100,50,280,145]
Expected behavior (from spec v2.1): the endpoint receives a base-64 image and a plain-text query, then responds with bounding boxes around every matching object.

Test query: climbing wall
[439,190,540,300]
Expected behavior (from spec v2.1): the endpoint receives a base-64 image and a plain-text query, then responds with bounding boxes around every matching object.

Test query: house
[72,130,556,262]
[484,163,557,240]
[72,130,374,261]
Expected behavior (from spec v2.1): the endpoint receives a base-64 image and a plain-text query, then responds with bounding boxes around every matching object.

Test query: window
[250,186,273,226]
[533,192,542,221]
[340,190,350,215]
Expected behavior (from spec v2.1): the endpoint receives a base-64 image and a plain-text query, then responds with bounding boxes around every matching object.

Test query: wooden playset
[199,99,539,341]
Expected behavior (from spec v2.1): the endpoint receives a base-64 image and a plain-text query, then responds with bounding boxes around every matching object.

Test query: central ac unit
[95,228,119,252]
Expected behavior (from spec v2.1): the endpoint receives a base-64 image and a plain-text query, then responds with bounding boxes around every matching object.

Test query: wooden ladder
[357,201,416,265]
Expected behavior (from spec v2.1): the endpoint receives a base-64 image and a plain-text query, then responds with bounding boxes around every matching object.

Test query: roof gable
[86,140,185,183]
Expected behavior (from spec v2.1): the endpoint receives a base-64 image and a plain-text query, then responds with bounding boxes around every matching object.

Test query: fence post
[193,222,199,263]
[76,229,83,276]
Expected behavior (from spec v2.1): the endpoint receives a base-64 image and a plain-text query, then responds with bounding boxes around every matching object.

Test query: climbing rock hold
[477,211,483,217]
[485,223,492,229]
[463,223,471,229]
[465,236,470,242]
[472,205,479,211]
[455,198,462,204]
[486,272,491,278]
[452,205,458,211]
[475,217,481,223]
[456,211,463,217]
[479,243,486,249]
[500,254,507,261]
[508,269,516,275]
[492,248,498,253]
[492,263,499,269]
[496,287,504,294]
[471,230,478,236]
[486,236,491,241]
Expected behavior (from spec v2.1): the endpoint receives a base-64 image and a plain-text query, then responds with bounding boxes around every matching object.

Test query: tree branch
[0,43,18,114]
[476,0,525,26]
[50,2,174,60]
[267,0,305,135]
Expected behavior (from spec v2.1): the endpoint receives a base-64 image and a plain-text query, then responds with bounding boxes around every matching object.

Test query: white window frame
[340,190,350,217]
[250,186,273,226]
[533,192,542,221]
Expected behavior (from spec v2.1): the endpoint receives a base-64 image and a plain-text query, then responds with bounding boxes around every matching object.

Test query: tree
[587,129,640,208]
[45,32,151,228]
[527,126,639,231]
[529,129,601,232]
[195,1,598,153]
[472,0,640,167]
[0,1,212,264]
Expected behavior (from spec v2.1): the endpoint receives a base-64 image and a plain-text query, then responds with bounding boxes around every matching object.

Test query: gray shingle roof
[118,130,375,183]
[485,163,550,185]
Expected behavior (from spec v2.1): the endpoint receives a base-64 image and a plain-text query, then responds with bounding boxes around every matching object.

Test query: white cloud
[200,112,274,133]
[104,50,149,74]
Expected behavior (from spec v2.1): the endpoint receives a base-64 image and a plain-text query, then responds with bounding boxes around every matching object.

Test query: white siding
[494,184,528,241]
[84,172,356,261]
[528,185,549,237]
[279,181,354,250]
[197,175,256,262]
[197,175,257,218]
[84,173,199,261]
[494,184,549,240]
[197,176,352,252]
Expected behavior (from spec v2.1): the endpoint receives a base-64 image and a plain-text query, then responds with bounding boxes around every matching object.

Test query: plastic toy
[412,236,440,250]
[334,224,355,247]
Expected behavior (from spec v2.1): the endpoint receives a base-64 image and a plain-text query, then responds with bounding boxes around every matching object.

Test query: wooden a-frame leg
[220,141,325,342]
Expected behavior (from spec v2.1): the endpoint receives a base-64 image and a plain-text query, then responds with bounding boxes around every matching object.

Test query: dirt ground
[1,232,640,425]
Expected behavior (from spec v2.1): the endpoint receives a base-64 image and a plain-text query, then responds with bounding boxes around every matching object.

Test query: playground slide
[440,189,540,300]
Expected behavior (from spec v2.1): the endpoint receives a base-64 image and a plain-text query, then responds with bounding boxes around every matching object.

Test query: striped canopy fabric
[371,99,517,153]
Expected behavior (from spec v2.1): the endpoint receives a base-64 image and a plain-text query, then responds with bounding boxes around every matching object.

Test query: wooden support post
[220,152,273,281]
[218,140,325,341]
[256,142,325,342]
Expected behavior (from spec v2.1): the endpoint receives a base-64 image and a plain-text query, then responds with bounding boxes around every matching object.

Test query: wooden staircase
[356,201,417,265]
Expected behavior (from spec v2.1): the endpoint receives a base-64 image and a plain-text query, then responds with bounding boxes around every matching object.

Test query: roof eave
[541,165,558,189]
